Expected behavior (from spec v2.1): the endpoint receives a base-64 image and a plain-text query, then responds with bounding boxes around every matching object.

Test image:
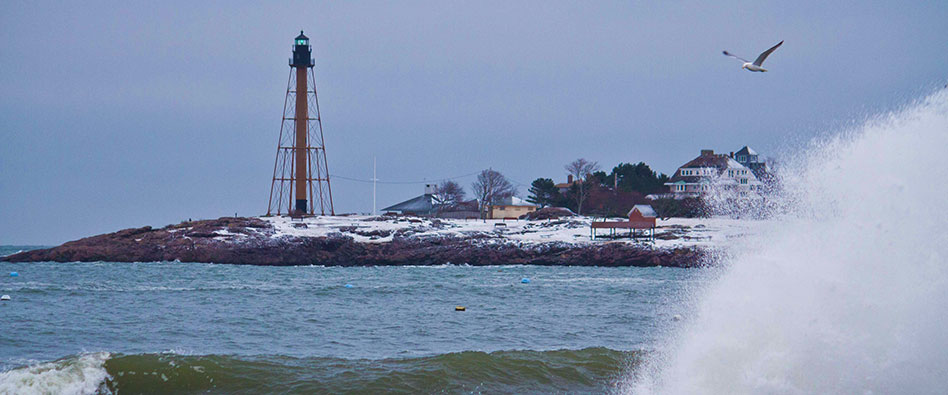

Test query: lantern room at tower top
[291,31,314,67]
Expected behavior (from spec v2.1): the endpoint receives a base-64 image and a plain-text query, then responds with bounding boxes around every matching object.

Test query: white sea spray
[629,88,948,394]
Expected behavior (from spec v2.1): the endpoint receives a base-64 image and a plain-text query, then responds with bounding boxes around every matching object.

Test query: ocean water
[630,89,948,394]
[0,248,701,394]
[5,89,946,395]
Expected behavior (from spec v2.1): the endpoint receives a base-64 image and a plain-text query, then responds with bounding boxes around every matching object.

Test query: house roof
[381,194,435,213]
[735,146,757,156]
[668,153,750,183]
[554,180,581,189]
[493,196,538,207]
[677,153,729,169]
[629,205,657,218]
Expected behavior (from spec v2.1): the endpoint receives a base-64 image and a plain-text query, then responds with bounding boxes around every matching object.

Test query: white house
[663,149,763,198]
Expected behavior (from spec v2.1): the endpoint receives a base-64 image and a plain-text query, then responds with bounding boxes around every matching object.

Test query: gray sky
[2,1,946,245]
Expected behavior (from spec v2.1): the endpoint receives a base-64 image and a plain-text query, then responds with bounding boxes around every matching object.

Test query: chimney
[700,149,714,156]
[730,152,734,158]
[567,174,574,184]
[424,184,436,195]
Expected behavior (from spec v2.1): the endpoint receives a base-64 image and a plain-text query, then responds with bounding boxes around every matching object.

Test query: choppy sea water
[0,245,703,394]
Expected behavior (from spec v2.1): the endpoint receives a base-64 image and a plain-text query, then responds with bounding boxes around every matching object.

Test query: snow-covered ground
[262,215,767,249]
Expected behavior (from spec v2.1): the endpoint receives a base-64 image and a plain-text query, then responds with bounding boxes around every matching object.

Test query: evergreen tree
[526,178,559,208]
[609,162,669,194]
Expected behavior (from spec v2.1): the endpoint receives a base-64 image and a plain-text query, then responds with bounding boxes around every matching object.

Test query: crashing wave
[0,352,112,395]
[629,89,948,393]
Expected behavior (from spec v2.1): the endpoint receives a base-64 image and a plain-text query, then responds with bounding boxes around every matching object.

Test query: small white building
[488,196,538,219]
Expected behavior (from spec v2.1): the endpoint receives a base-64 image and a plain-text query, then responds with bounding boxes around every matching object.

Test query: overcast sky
[2,1,946,244]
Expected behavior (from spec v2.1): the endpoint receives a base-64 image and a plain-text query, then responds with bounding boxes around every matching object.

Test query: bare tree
[432,180,466,216]
[470,169,516,220]
[564,158,600,215]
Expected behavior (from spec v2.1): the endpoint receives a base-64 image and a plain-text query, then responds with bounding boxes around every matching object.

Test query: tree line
[428,159,677,218]
[526,159,671,217]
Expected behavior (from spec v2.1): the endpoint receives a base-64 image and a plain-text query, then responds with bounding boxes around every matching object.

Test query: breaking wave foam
[630,88,948,393]
[0,352,112,395]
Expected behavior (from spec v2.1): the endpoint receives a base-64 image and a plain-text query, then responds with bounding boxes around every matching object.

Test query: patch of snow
[257,215,766,249]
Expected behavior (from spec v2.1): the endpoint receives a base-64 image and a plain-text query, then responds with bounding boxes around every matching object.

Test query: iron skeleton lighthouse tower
[268,31,334,216]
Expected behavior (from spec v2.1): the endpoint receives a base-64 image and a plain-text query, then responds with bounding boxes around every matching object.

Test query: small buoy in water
[672,314,682,321]
[455,306,466,311]
[0,295,9,301]
[521,278,530,284]
[344,284,353,288]
[9,272,17,277]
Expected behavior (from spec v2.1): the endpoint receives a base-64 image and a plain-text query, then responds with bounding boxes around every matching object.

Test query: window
[740,178,747,184]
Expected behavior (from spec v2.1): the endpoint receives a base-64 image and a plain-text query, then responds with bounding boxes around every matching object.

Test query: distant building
[554,175,581,193]
[380,184,439,216]
[381,184,479,218]
[488,196,538,219]
[663,149,762,198]
[590,204,657,240]
[627,204,657,227]
[733,146,769,179]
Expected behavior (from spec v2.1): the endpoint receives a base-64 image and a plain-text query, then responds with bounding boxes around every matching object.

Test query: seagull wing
[722,50,750,63]
[753,40,783,66]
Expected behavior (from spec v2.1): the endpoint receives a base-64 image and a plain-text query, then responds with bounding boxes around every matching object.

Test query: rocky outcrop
[1,217,708,267]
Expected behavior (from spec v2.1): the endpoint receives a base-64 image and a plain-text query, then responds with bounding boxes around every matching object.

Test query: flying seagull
[723,41,783,72]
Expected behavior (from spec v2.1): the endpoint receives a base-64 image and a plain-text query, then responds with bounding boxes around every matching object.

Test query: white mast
[371,156,378,215]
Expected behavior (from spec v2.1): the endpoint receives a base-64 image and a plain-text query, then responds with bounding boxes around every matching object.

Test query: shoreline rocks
[1,217,709,267]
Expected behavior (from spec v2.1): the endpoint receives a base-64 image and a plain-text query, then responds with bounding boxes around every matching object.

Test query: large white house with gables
[663,148,764,198]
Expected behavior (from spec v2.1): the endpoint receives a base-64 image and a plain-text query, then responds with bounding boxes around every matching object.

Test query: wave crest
[0,352,112,395]
[2,348,635,394]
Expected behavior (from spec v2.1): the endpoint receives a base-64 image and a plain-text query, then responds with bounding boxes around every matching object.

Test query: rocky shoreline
[1,217,709,267]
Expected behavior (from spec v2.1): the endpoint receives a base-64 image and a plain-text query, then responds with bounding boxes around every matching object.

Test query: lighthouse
[267,31,335,216]
[291,31,314,213]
